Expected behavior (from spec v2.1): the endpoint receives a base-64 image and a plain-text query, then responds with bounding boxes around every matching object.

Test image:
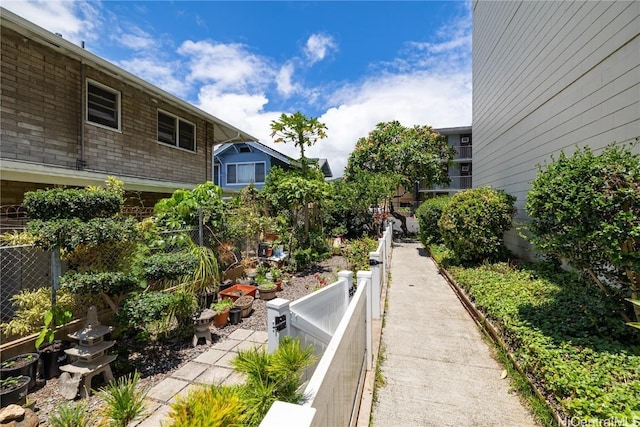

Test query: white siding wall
[473,0,640,258]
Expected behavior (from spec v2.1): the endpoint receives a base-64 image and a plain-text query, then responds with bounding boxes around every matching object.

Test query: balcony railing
[453,145,472,160]
[421,175,472,192]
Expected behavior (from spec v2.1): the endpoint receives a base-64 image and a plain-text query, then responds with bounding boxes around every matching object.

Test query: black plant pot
[229,307,242,325]
[38,340,68,380]
[0,375,30,407]
[0,353,39,391]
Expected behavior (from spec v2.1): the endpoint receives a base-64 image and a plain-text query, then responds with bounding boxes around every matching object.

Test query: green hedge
[61,271,141,297]
[141,251,199,282]
[415,196,451,246]
[23,188,122,221]
[438,186,516,263]
[447,261,640,422]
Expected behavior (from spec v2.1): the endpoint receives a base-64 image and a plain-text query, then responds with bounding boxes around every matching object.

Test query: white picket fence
[262,223,392,427]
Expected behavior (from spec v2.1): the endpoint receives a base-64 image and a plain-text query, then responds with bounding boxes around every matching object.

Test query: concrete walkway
[372,241,538,427]
[132,328,267,426]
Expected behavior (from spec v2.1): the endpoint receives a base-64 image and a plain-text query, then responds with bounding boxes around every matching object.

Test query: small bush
[61,271,141,297]
[141,251,199,282]
[115,291,196,336]
[96,371,148,426]
[23,187,122,221]
[48,400,94,427]
[167,385,247,427]
[343,236,379,272]
[438,186,516,263]
[415,196,451,246]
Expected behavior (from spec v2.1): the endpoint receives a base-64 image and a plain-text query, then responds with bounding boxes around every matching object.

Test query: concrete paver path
[372,242,537,427]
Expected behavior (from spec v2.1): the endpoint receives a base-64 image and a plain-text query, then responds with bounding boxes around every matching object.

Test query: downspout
[77,43,86,170]
[205,121,209,182]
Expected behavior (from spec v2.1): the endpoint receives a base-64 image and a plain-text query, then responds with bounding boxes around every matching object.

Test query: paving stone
[222,371,246,386]
[247,330,268,343]
[171,361,208,381]
[135,404,171,427]
[214,351,237,368]
[168,383,205,404]
[147,377,189,403]
[212,339,242,351]
[194,366,234,385]
[193,348,226,365]
[228,328,254,340]
[234,340,266,352]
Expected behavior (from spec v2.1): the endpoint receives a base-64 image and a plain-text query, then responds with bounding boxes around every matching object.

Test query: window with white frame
[226,162,266,184]
[157,110,196,152]
[87,80,120,130]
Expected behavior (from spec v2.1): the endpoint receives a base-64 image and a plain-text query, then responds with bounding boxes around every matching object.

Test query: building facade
[0,8,256,209]
[473,0,640,258]
[393,126,472,212]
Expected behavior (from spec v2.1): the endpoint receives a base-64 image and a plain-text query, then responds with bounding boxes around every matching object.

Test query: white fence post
[338,270,353,305]
[357,270,373,371]
[267,298,291,353]
[369,250,382,320]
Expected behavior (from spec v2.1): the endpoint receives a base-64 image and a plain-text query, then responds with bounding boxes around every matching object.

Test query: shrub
[415,196,451,246]
[114,290,196,336]
[141,251,199,282]
[233,336,316,426]
[525,143,640,320]
[0,287,102,339]
[48,400,94,427]
[343,236,379,272]
[167,385,247,427]
[61,271,140,297]
[438,186,516,263]
[96,371,148,426]
[23,187,122,221]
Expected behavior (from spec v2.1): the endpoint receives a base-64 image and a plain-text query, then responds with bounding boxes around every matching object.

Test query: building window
[226,162,266,184]
[87,80,120,130]
[157,110,196,152]
[213,163,220,186]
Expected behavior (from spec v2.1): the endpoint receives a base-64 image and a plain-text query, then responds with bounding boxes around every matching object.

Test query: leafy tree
[270,112,328,241]
[525,142,640,323]
[325,171,398,238]
[262,167,329,246]
[344,121,454,235]
[270,111,328,177]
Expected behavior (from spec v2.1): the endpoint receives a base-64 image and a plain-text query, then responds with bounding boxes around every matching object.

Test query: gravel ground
[29,255,348,425]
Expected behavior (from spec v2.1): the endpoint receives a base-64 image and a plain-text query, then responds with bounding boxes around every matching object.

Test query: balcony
[453,145,472,161]
[420,175,472,192]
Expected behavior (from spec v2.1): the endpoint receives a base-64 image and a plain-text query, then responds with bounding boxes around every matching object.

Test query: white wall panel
[473,0,640,258]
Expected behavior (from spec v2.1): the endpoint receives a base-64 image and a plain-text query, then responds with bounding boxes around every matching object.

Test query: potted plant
[257,281,277,301]
[211,298,234,327]
[269,267,283,291]
[35,305,72,380]
[0,375,30,406]
[0,353,39,391]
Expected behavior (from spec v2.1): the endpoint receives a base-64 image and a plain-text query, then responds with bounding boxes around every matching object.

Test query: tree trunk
[388,202,408,236]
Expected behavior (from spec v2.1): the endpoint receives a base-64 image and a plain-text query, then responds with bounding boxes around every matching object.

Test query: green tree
[270,111,328,177]
[262,167,329,246]
[270,112,328,242]
[345,120,454,234]
[525,142,640,323]
[325,171,398,238]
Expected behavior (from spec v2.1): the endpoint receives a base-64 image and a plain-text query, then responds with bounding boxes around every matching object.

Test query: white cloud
[116,27,156,51]
[178,40,275,93]
[2,0,100,45]
[117,58,191,97]
[304,33,337,65]
[276,62,300,97]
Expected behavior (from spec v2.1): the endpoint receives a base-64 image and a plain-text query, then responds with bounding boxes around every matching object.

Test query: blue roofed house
[212,141,333,191]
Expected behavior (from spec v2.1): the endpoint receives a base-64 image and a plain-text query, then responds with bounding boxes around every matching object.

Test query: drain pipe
[77,43,86,170]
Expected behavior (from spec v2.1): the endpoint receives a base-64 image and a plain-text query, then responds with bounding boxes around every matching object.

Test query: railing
[262,223,393,427]
[423,175,472,191]
[453,145,472,160]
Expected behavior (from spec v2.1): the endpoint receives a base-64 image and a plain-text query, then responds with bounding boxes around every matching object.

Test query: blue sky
[4,1,472,177]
